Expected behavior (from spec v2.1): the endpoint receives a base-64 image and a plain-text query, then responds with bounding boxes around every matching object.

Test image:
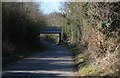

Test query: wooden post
[59,33,61,44]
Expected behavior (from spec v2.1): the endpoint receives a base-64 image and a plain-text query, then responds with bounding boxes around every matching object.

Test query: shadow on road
[2,40,78,78]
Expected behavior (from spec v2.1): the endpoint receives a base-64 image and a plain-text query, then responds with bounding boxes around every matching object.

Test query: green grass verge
[79,63,104,76]
[74,49,104,76]
[62,43,104,76]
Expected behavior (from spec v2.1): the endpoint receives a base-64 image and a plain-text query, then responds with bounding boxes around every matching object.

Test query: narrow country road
[2,40,78,78]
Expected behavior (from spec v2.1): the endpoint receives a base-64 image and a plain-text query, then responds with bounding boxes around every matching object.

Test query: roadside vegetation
[44,2,120,76]
[2,2,47,66]
[2,1,120,77]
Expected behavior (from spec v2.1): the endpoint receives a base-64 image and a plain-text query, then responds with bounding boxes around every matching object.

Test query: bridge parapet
[39,27,62,44]
[40,27,62,34]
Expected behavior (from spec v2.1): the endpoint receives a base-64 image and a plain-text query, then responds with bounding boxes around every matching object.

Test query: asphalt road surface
[2,40,78,78]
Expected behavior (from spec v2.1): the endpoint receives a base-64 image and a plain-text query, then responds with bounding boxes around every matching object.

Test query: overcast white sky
[40,2,61,14]
[34,0,63,14]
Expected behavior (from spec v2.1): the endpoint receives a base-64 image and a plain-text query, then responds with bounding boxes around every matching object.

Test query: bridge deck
[40,27,62,34]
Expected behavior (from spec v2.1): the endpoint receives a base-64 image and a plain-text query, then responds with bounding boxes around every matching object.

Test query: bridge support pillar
[59,33,62,44]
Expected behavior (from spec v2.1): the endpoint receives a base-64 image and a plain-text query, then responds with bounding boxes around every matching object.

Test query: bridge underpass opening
[39,27,62,44]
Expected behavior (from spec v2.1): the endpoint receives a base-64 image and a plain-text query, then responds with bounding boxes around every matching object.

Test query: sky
[40,2,62,14]
[34,0,63,14]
